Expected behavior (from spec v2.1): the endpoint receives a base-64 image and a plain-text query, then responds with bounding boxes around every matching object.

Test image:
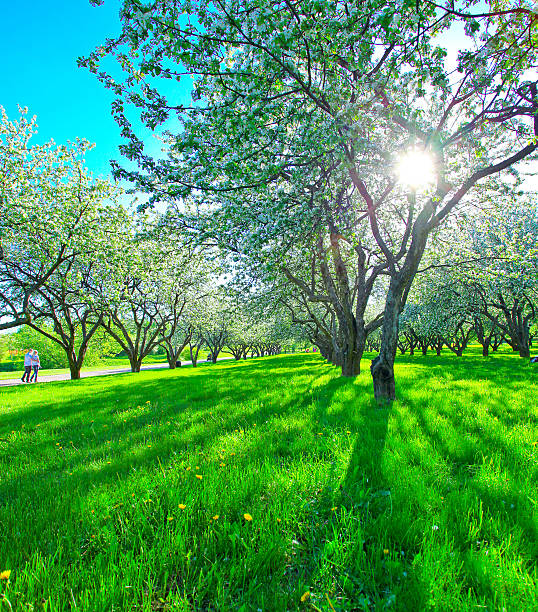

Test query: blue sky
[0,0,185,180]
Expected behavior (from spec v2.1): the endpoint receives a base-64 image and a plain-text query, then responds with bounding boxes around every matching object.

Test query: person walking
[29,350,40,383]
[21,349,33,383]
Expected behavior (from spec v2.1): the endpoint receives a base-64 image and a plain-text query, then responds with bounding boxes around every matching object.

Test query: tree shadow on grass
[0,355,324,431]
[0,356,334,512]
[289,353,537,610]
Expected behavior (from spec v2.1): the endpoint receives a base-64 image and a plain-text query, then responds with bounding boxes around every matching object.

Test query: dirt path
[0,358,233,388]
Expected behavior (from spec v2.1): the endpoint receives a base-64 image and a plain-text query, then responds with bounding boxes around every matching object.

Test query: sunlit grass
[0,352,536,610]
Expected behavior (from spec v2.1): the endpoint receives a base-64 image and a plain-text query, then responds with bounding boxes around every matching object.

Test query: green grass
[0,352,536,610]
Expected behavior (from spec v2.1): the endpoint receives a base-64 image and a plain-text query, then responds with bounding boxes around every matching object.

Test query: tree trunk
[519,344,530,359]
[371,285,399,403]
[482,340,490,357]
[341,349,362,377]
[69,362,82,380]
[129,355,142,372]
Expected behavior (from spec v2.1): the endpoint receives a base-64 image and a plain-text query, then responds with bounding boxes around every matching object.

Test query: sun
[396,149,436,189]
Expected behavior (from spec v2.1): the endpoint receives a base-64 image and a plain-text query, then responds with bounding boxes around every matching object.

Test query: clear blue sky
[0,0,175,180]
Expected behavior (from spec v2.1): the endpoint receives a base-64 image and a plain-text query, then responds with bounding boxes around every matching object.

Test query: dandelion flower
[300,591,310,602]
[0,570,11,580]
[196,474,203,480]
[212,515,219,520]
[186,466,191,471]
[331,506,337,511]
[219,462,225,467]
[244,513,253,521]
[276,518,281,523]
[167,517,174,522]
[383,549,389,555]
[178,504,187,509]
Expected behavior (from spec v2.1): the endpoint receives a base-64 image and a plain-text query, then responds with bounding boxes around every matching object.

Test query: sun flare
[396,149,436,189]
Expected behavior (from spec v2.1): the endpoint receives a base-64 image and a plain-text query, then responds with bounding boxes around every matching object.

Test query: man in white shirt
[21,349,33,383]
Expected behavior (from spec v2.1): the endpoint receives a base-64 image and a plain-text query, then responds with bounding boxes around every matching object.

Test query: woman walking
[29,350,40,383]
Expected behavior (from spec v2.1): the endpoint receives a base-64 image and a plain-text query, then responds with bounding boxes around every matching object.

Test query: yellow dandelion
[195,474,203,480]
[230,452,236,456]
[0,570,11,580]
[196,466,200,469]
[383,549,389,555]
[276,518,281,523]
[244,513,253,521]
[300,591,310,602]
[346,430,351,434]
[178,504,187,509]
[212,515,219,520]
[167,516,174,522]
[219,462,225,467]
[331,506,337,511]
[186,466,191,471]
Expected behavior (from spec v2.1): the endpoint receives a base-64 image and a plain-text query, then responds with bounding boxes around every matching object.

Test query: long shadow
[280,351,537,610]
[0,356,332,509]
[0,355,322,432]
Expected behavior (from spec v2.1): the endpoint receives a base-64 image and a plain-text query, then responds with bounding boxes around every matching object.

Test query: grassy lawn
[0,352,536,610]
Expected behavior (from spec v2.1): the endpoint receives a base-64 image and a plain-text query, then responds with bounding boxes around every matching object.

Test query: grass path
[0,352,536,610]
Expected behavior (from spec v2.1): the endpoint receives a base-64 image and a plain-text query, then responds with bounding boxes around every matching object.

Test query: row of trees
[83,0,538,401]
[0,109,300,378]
